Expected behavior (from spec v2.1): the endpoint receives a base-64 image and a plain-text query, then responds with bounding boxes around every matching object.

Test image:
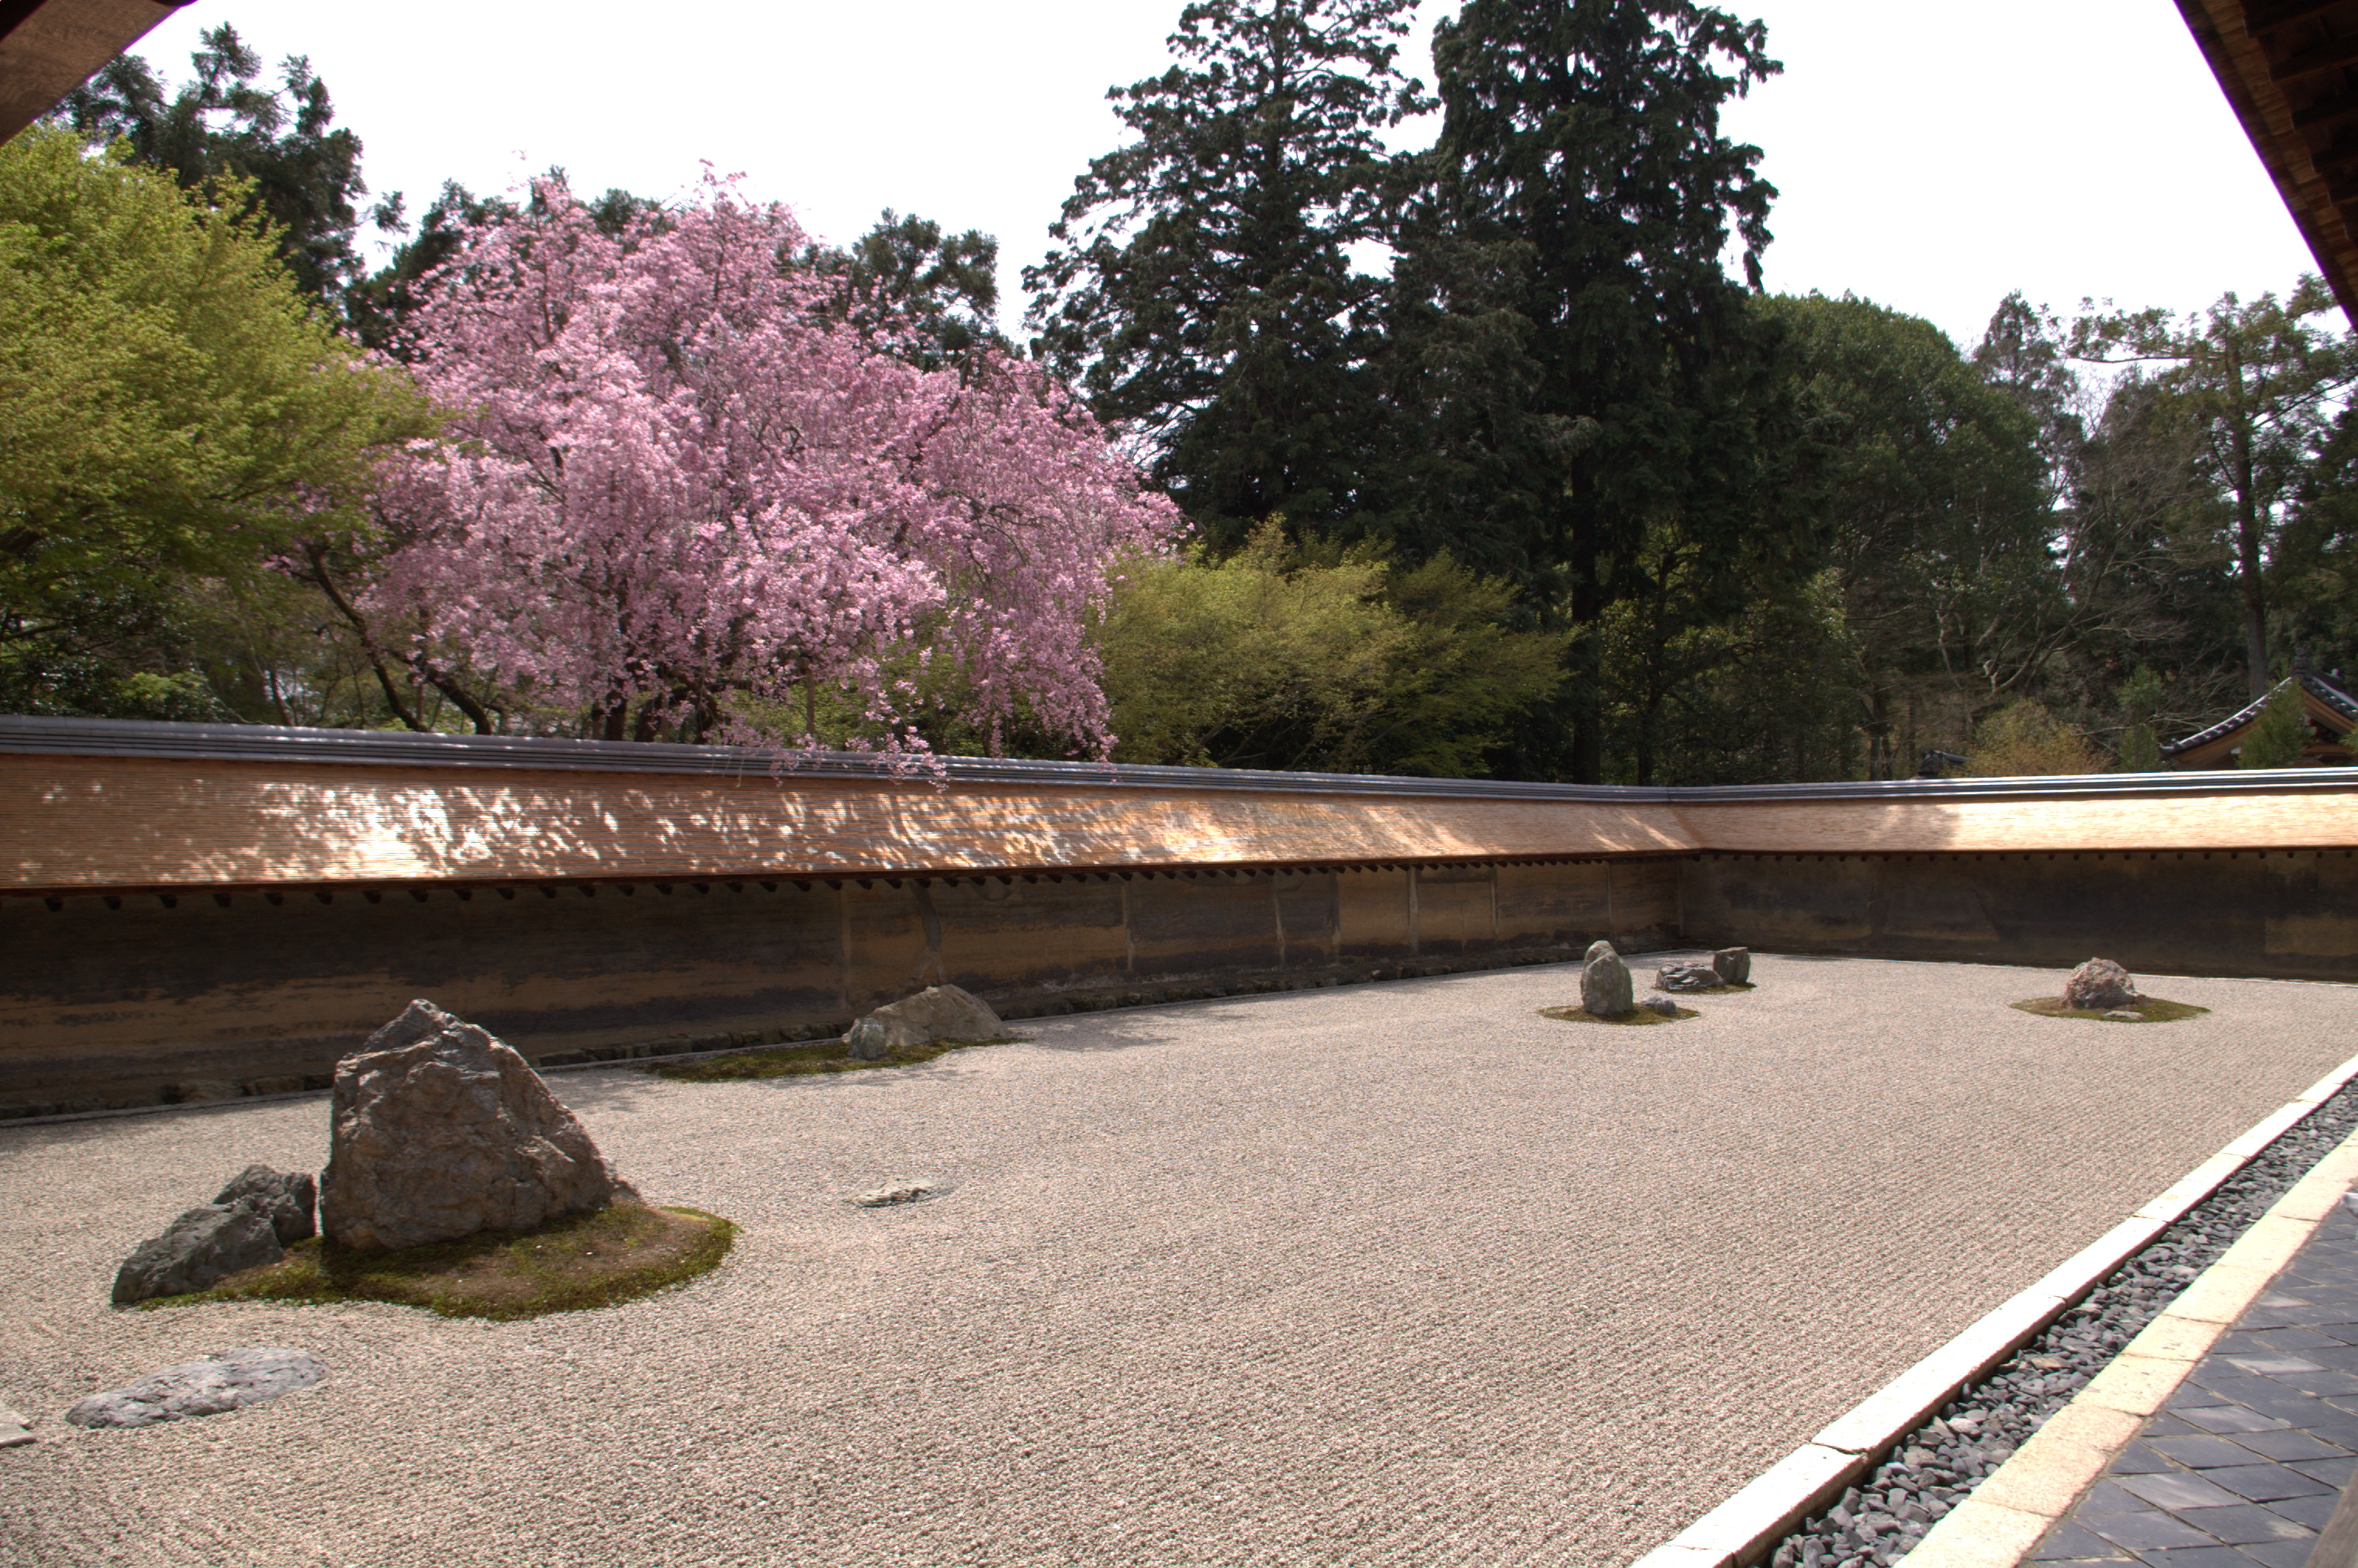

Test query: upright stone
[1712,948,1751,985]
[2062,958,2139,1011]
[1582,943,1634,1018]
[320,1000,636,1252]
[845,985,1004,1062]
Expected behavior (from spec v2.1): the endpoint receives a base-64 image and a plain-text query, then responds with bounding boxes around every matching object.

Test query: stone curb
[1628,1048,2358,1568]
[1898,1116,2358,1568]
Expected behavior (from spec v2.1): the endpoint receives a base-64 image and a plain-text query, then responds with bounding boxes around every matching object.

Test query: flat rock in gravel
[1580,943,1634,1018]
[2104,1009,2143,1021]
[111,1201,282,1306]
[213,1164,316,1245]
[855,1181,938,1207]
[0,1407,30,1447]
[1712,948,1751,984]
[321,1000,636,1252]
[845,985,1002,1062]
[1655,962,1720,993]
[2063,957,2139,1010]
[65,1347,326,1429]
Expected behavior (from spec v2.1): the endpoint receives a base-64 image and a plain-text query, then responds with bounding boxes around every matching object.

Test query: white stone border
[1630,1048,2358,1568]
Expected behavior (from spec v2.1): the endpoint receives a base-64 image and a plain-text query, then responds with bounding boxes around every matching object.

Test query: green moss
[137,1203,737,1321]
[2010,997,2210,1024]
[1537,1003,1698,1026]
[651,1034,1020,1082]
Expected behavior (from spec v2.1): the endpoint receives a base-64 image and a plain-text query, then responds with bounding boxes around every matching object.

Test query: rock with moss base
[2063,958,2139,1011]
[1581,942,1634,1018]
[112,1202,283,1305]
[1713,948,1751,984]
[844,985,1003,1062]
[213,1165,315,1245]
[1656,962,1720,993]
[321,1000,637,1252]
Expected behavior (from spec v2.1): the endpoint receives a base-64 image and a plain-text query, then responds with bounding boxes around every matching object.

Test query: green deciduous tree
[0,127,433,717]
[2240,679,2311,768]
[1379,0,1799,782]
[1025,0,1430,544]
[1094,520,1567,773]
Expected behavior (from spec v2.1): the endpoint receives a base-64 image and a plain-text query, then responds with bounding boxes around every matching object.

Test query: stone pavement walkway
[2033,1196,2358,1566]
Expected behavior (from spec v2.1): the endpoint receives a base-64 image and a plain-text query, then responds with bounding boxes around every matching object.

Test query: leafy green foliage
[1968,702,2103,776]
[807,209,1008,371]
[2240,679,2312,768]
[1095,520,1567,773]
[0,128,434,719]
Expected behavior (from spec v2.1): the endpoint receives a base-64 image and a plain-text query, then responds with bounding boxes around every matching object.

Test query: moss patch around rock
[1538,1003,1699,1026]
[650,1035,1021,1083]
[137,1202,736,1321]
[2010,997,2211,1024]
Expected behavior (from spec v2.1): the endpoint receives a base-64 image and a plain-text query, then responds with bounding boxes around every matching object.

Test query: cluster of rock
[845,984,1003,1060]
[1579,942,1752,1018]
[112,1165,316,1306]
[2063,958,2141,1012]
[1656,948,1751,993]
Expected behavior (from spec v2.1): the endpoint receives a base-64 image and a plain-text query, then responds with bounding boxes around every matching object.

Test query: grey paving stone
[2030,1521,2134,1562]
[2288,1416,2358,1449]
[2107,1442,2179,1475]
[2250,1329,2346,1352]
[2232,1539,2321,1568]
[2286,1342,2358,1369]
[2261,1493,2339,1530]
[2232,1428,2352,1463]
[2170,1504,2316,1545]
[2178,1406,2294,1435]
[2118,1470,2256,1511]
[2088,1511,2234,1552]
[2134,1549,2270,1568]
[2080,1480,2158,1515]
[2222,1356,2327,1376]
[2270,1369,2358,1397]
[2151,1436,2282,1470]
[2145,1414,2208,1438]
[2290,1456,2356,1487]
[2205,1463,2334,1503]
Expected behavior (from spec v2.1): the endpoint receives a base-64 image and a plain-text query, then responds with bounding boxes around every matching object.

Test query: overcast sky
[128,0,2322,352]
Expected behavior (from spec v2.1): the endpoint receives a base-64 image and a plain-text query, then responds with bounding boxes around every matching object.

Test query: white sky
[127,0,2322,353]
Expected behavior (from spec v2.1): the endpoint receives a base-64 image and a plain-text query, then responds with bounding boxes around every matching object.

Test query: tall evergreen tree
[57,25,369,307]
[1024,0,1430,546]
[1381,0,1795,782]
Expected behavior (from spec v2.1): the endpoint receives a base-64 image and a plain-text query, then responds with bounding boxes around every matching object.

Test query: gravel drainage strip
[1637,1048,2358,1568]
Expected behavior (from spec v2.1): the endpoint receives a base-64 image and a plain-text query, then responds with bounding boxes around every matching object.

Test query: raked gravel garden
[3,953,2354,1568]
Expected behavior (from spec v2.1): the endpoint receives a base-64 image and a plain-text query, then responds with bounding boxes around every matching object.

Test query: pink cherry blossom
[366,173,1179,758]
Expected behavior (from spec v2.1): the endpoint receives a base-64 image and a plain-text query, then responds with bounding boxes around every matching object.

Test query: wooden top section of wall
[4,720,2355,894]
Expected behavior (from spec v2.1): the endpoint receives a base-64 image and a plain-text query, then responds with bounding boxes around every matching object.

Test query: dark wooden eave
[2180,0,2358,322]
[0,0,187,145]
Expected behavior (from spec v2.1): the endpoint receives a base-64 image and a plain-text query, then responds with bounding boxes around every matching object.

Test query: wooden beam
[2249,0,2358,35]
[2272,30,2358,85]
[2293,88,2358,130]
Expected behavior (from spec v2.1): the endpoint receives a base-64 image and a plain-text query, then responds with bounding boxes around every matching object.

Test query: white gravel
[3,953,2353,1568]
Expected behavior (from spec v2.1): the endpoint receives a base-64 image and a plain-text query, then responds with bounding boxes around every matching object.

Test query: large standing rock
[1581,942,1634,1018]
[112,1204,284,1305]
[320,1000,636,1252]
[213,1165,316,1246]
[2062,958,2140,1011]
[844,984,1004,1062]
[65,1347,326,1428]
[1712,948,1751,985]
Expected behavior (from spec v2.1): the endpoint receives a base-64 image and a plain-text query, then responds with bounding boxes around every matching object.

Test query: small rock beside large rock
[1655,962,1720,993]
[1581,941,1634,1018]
[213,1165,316,1246]
[2063,958,2140,1011]
[65,1347,326,1428]
[321,1000,636,1252]
[845,985,1004,1062]
[112,1201,284,1307]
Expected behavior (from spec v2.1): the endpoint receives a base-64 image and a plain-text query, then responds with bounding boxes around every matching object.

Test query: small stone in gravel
[855,1182,937,1207]
[65,1347,326,1428]
[2104,1009,2142,1021]
[111,1202,282,1306]
[1643,996,1679,1016]
[1655,962,1720,993]
[0,1407,30,1447]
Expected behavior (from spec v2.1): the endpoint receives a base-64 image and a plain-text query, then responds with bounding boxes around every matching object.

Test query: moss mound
[652,1034,1018,1083]
[141,1202,735,1321]
[2011,997,2210,1024]
[1538,1003,1698,1026]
